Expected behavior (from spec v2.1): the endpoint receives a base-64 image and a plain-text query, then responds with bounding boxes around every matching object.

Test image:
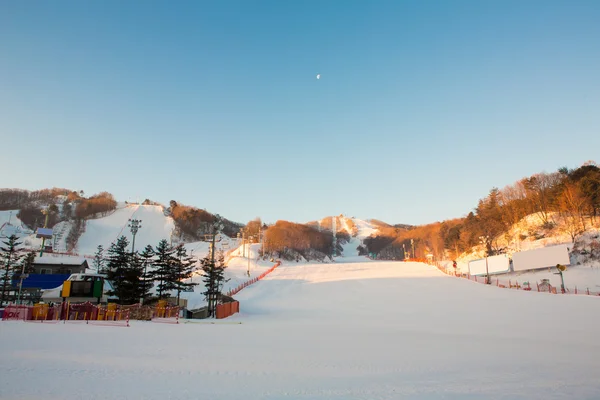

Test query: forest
[364,162,600,261]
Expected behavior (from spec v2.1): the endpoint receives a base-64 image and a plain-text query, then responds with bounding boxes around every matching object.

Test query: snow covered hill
[75,203,175,255]
[2,260,599,399]
[338,216,376,260]
[454,212,600,292]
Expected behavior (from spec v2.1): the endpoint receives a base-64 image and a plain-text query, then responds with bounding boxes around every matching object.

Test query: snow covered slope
[76,204,175,255]
[2,260,599,399]
[338,217,376,260]
[0,210,40,247]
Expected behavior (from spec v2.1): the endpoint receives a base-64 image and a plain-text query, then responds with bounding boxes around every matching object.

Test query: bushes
[0,189,30,210]
[17,206,59,230]
[264,220,334,259]
[74,192,117,219]
[168,201,242,240]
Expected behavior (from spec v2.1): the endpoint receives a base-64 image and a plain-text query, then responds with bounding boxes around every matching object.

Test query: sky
[1,0,600,226]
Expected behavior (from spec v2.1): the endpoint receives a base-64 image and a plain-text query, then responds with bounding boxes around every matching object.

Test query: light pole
[411,239,415,260]
[209,218,224,317]
[554,264,567,293]
[479,235,490,284]
[16,262,26,305]
[247,236,253,277]
[128,219,142,254]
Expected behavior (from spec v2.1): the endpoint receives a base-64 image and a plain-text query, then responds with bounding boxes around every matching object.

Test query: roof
[34,255,89,266]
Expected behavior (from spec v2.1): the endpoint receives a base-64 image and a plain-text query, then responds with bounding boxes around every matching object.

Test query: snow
[76,204,175,255]
[0,209,36,242]
[339,217,376,260]
[35,255,88,265]
[180,243,274,310]
[2,260,600,399]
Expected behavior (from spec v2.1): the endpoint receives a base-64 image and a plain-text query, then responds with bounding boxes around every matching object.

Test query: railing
[434,263,600,296]
[226,261,280,297]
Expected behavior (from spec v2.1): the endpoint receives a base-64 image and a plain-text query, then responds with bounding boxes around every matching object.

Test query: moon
[316,74,321,80]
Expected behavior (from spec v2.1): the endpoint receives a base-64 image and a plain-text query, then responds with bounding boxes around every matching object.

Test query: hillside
[452,212,600,292]
[75,203,175,255]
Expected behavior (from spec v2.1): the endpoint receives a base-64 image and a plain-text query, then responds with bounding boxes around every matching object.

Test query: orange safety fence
[226,261,281,297]
[434,263,600,297]
[216,301,240,319]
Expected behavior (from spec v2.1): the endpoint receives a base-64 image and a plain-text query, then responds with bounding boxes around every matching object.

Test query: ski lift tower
[37,208,53,257]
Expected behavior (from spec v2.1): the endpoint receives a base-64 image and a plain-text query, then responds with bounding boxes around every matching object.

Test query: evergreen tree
[0,235,24,306]
[139,244,155,303]
[172,244,198,306]
[105,236,145,304]
[93,245,105,274]
[14,250,36,304]
[21,251,36,273]
[151,239,176,298]
[200,250,228,317]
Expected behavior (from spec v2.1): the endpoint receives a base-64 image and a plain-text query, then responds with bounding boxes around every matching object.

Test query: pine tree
[139,244,155,303]
[105,236,145,304]
[0,235,24,306]
[93,245,105,274]
[151,239,176,298]
[21,251,36,273]
[172,244,198,306]
[15,250,36,304]
[200,250,228,317]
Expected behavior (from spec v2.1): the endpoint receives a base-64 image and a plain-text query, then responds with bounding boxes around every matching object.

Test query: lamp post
[16,262,27,305]
[128,219,142,254]
[247,236,253,277]
[479,235,490,284]
[554,264,567,293]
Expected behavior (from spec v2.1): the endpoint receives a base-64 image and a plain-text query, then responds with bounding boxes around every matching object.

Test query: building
[32,255,89,275]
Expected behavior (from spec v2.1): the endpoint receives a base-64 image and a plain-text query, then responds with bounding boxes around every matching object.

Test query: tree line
[263,220,334,260]
[365,161,600,260]
[93,237,199,305]
[167,200,243,241]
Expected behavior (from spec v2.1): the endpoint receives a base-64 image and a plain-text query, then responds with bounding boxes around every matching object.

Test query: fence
[216,301,239,319]
[226,261,281,297]
[2,302,182,326]
[435,263,600,297]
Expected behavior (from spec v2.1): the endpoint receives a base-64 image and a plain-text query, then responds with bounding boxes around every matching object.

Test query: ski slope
[338,217,376,260]
[2,261,599,399]
[0,209,41,247]
[76,204,175,255]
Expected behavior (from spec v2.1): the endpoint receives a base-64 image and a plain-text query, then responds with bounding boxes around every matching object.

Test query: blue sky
[1,0,599,226]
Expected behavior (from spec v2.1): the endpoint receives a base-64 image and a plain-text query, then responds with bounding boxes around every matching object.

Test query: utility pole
[247,236,252,277]
[128,219,142,254]
[16,261,26,305]
[479,236,491,284]
[554,264,567,293]
[209,218,224,317]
